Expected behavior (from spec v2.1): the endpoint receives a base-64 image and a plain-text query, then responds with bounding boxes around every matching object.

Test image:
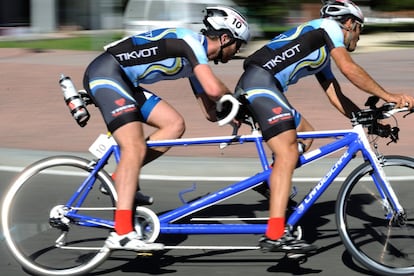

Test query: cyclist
[82,6,250,251]
[234,0,414,253]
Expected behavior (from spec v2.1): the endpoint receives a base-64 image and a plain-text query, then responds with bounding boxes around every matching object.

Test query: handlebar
[216,94,241,126]
[352,96,413,144]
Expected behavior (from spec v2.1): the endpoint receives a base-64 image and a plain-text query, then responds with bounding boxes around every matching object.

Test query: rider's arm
[189,75,219,122]
[191,64,232,122]
[316,69,360,118]
[161,32,230,101]
[332,48,414,109]
[330,47,401,105]
[196,93,218,122]
[319,19,413,109]
[193,64,230,101]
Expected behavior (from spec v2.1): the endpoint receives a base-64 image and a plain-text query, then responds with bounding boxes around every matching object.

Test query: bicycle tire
[336,155,414,276]
[1,155,116,276]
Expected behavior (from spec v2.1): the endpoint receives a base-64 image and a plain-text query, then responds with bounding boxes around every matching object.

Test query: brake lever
[403,109,414,118]
[386,127,400,145]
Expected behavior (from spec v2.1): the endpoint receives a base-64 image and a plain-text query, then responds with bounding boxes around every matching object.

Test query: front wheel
[1,156,116,276]
[336,155,414,276]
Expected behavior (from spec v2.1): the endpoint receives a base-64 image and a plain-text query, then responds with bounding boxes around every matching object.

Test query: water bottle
[59,74,90,127]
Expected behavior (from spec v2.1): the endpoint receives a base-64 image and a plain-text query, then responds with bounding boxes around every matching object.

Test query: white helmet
[202,6,250,43]
[320,0,364,23]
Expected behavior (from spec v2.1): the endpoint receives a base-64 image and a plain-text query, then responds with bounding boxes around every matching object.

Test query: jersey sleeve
[176,28,209,65]
[319,19,345,49]
[163,38,207,68]
[316,59,335,82]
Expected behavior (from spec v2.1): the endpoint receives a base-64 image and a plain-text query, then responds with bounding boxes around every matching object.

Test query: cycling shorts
[83,52,161,133]
[235,65,301,141]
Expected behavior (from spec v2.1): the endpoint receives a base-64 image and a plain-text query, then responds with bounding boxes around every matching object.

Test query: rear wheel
[1,156,115,276]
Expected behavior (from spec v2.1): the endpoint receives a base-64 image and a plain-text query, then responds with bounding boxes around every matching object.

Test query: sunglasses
[355,21,364,32]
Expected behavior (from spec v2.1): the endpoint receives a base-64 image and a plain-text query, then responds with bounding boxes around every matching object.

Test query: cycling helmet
[320,0,364,24]
[202,6,250,43]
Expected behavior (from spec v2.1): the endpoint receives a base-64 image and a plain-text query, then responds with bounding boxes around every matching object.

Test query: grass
[0,33,124,51]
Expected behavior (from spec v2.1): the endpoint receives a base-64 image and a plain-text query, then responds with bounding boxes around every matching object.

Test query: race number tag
[89,134,117,159]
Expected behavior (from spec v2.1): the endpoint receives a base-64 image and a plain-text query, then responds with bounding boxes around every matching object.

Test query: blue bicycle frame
[152,127,364,234]
[64,122,400,236]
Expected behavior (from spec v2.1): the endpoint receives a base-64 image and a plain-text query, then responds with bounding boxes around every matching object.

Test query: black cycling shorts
[236,65,301,141]
[83,52,161,133]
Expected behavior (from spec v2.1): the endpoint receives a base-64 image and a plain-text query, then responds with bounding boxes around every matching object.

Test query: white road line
[1,165,413,182]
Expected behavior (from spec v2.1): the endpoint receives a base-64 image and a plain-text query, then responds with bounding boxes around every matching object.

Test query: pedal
[286,252,306,259]
[286,252,308,264]
[134,191,154,206]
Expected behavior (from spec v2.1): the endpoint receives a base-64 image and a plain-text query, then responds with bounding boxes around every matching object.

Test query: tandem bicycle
[1,85,414,276]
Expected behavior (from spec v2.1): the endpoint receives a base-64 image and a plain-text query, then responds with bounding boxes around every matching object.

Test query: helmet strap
[339,20,358,51]
[344,30,353,51]
[214,47,223,65]
[214,36,236,64]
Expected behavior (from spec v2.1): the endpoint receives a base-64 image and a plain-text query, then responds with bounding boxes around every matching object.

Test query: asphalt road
[1,150,413,276]
[0,159,379,276]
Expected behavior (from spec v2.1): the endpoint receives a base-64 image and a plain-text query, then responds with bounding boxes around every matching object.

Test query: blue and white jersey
[244,19,345,92]
[104,28,208,87]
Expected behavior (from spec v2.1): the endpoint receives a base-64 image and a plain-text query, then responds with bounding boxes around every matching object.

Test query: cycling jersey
[104,28,208,86]
[83,28,208,133]
[244,18,344,92]
[237,18,345,140]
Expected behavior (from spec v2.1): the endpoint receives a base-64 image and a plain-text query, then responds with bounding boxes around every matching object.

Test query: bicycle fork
[369,156,406,225]
[359,125,406,225]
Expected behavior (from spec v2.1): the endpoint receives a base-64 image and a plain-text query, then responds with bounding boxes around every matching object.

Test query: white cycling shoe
[105,231,164,251]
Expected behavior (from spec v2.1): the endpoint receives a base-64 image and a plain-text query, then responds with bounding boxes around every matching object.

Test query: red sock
[265,217,285,240]
[114,209,133,235]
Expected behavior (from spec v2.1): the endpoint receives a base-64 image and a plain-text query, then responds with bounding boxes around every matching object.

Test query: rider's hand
[215,99,233,121]
[386,93,414,109]
[231,117,242,128]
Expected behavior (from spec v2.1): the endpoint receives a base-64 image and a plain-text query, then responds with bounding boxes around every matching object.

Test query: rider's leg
[253,115,315,199]
[266,129,299,239]
[109,100,185,207]
[260,129,317,253]
[107,121,164,250]
[82,54,163,249]
[112,121,146,234]
[296,115,314,152]
[143,100,185,165]
[258,128,318,253]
